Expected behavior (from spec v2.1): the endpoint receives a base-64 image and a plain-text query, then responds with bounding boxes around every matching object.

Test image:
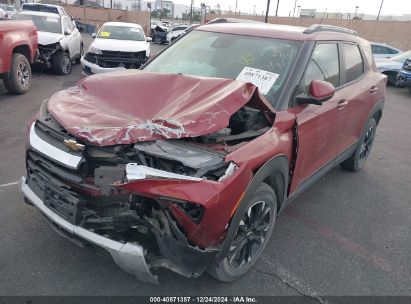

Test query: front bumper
[81,57,126,76]
[20,176,158,284]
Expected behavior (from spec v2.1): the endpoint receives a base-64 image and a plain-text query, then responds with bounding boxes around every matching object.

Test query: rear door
[337,42,381,152]
[290,42,346,192]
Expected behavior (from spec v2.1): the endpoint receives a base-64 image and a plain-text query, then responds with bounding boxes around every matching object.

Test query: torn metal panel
[47,70,275,146]
[37,42,62,67]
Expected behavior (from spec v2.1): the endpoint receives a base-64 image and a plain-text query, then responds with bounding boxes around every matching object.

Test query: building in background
[299,8,316,18]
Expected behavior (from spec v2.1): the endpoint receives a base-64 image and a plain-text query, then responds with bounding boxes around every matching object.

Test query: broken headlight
[88,46,102,55]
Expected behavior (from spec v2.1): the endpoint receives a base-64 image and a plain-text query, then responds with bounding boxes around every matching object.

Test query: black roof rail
[303,24,358,36]
[207,18,261,25]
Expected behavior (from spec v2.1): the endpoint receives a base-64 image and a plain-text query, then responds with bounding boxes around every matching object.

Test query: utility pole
[148,2,151,34]
[235,0,238,14]
[377,0,384,20]
[292,0,297,17]
[264,0,270,23]
[190,0,194,25]
[275,0,279,16]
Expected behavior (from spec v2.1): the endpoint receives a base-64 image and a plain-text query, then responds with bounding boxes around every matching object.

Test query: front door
[289,42,346,194]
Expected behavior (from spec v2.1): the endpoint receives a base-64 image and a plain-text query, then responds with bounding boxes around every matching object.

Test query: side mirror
[91,33,96,38]
[296,80,335,105]
[64,29,72,36]
[146,36,152,42]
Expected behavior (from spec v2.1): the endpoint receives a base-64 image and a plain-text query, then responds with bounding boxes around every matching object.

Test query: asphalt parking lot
[0,34,410,299]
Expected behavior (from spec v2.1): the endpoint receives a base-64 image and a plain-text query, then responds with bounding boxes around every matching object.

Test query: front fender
[217,154,289,260]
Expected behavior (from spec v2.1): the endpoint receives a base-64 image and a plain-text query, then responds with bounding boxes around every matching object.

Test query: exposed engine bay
[37,42,63,67]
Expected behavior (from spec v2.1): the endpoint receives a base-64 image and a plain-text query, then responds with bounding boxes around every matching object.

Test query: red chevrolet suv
[21,22,386,283]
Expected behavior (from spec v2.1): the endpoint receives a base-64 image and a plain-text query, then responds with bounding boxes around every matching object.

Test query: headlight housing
[88,46,102,54]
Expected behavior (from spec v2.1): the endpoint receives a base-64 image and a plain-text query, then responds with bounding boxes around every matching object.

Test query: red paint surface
[309,80,335,100]
[0,20,38,74]
[47,70,273,146]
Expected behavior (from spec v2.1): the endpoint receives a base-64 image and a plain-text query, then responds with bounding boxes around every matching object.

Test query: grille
[95,50,146,68]
[26,149,84,224]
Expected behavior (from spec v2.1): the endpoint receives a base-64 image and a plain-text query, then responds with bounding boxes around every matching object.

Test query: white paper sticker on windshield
[129,28,140,32]
[236,67,279,94]
[46,17,59,22]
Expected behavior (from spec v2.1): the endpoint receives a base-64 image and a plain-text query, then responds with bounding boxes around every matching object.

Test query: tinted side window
[372,44,384,54]
[388,47,399,55]
[303,43,340,92]
[343,44,364,83]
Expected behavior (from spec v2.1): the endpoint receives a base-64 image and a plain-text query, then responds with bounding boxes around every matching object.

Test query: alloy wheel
[227,200,272,269]
[17,61,30,88]
[61,56,71,74]
[359,125,376,162]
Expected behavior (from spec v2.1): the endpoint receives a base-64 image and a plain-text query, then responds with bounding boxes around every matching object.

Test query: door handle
[370,86,378,94]
[337,99,348,109]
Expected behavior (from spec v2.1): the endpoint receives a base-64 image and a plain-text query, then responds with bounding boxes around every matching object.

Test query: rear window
[343,44,364,83]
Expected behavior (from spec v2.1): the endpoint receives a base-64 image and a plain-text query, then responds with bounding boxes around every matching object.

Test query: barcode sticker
[236,67,279,94]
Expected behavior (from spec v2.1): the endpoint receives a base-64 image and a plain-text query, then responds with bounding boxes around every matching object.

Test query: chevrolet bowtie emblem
[64,139,85,152]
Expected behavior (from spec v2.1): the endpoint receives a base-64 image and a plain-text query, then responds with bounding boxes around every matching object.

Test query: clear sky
[175,0,411,17]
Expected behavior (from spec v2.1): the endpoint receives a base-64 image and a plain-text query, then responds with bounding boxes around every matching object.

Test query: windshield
[97,25,145,41]
[14,14,61,34]
[4,6,15,11]
[144,30,302,104]
[22,4,59,14]
[391,50,411,63]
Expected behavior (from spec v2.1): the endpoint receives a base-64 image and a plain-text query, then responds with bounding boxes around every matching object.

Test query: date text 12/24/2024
[149,297,258,303]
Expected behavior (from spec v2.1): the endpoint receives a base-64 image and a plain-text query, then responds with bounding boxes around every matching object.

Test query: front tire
[3,53,31,94]
[208,183,277,282]
[52,52,72,75]
[341,117,377,172]
[154,36,162,44]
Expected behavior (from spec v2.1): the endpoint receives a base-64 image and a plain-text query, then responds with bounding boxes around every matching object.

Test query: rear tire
[52,52,72,75]
[3,53,31,94]
[208,183,277,282]
[341,118,377,172]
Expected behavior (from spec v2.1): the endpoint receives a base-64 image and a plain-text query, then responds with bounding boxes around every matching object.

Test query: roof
[102,21,143,29]
[16,11,61,19]
[197,22,367,44]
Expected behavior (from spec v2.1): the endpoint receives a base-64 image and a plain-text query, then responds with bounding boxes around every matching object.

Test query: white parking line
[0,181,19,188]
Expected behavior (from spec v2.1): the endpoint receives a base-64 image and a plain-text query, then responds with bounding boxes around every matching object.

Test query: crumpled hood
[38,31,63,46]
[47,70,273,146]
[91,38,149,53]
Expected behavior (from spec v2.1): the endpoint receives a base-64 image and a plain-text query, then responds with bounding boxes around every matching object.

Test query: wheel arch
[12,44,31,62]
[217,155,289,260]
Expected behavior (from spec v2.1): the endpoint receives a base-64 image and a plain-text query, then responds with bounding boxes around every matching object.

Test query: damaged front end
[37,42,62,68]
[21,71,275,282]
